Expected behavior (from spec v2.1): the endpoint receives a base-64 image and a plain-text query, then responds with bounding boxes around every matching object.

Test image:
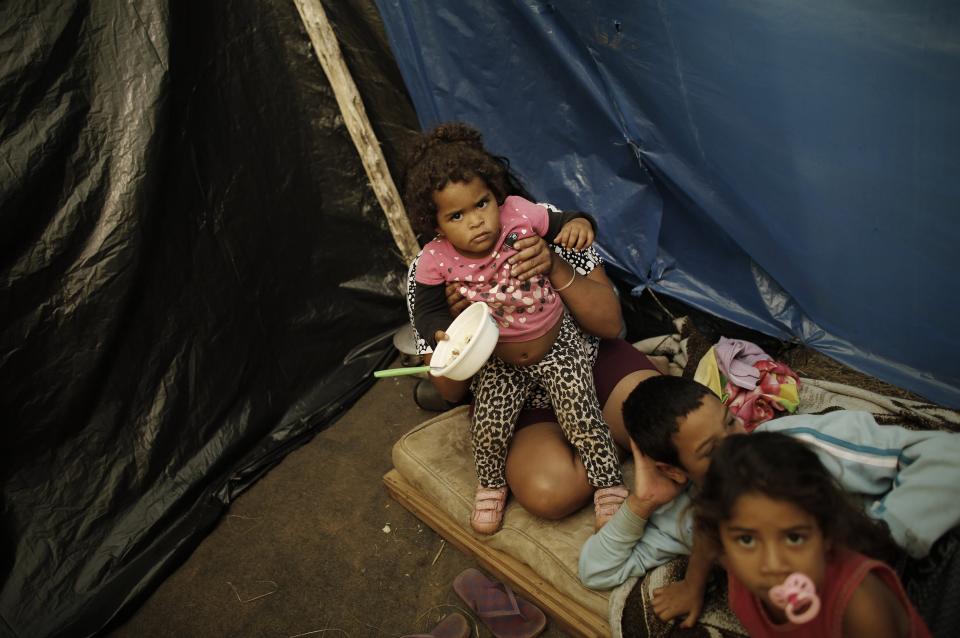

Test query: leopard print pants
[471,313,623,489]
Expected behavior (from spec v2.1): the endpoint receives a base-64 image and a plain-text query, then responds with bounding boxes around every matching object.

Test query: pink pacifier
[768,573,821,624]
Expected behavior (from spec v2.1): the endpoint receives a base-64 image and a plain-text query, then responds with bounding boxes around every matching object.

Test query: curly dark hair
[401,122,531,238]
[693,431,902,565]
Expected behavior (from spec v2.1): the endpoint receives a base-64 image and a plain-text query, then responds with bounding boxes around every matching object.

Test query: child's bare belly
[493,315,564,366]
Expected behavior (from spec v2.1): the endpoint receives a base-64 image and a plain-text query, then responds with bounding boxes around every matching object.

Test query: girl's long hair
[401,122,533,239]
[693,432,901,565]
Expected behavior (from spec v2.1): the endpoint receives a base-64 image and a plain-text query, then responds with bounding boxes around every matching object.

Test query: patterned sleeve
[540,202,603,275]
[406,253,432,356]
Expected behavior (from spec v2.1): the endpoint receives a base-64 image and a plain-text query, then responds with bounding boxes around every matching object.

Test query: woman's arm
[509,235,623,338]
[549,255,623,338]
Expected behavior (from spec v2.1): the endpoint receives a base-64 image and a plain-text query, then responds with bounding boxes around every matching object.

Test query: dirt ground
[109,366,571,638]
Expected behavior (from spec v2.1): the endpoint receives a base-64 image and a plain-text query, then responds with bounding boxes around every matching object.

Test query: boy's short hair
[622,375,713,468]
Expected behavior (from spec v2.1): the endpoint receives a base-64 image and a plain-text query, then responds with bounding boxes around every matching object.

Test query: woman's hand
[444,282,470,318]
[508,235,554,281]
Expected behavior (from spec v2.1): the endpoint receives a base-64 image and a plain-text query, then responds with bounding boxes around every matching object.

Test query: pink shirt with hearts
[415,196,564,343]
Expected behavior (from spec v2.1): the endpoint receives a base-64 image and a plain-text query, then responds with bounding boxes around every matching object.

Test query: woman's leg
[602,369,661,449]
[505,420,594,519]
[594,339,662,448]
[504,338,662,519]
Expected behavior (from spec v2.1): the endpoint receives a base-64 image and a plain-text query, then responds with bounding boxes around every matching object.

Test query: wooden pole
[293,0,421,264]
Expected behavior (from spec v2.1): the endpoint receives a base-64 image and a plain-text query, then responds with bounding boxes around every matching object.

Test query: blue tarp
[374,0,960,407]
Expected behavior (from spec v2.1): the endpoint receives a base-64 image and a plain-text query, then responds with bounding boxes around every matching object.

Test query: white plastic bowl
[430,302,499,380]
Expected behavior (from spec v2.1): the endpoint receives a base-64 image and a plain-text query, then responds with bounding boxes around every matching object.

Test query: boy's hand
[652,578,706,628]
[627,439,685,518]
[433,330,449,344]
[552,218,594,251]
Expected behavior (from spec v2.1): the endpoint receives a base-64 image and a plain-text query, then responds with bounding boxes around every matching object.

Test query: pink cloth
[714,336,772,389]
[415,196,563,343]
[724,361,799,432]
[714,337,801,432]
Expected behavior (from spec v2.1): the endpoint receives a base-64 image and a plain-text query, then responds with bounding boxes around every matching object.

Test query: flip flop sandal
[402,612,470,638]
[594,484,629,531]
[453,568,546,638]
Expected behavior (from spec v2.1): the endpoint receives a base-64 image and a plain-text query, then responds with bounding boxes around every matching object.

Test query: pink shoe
[471,486,508,535]
[594,485,629,530]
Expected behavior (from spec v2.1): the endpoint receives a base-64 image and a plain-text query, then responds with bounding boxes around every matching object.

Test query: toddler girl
[693,431,930,637]
[404,122,625,534]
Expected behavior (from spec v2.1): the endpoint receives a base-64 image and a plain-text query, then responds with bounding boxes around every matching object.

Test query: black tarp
[1,1,420,635]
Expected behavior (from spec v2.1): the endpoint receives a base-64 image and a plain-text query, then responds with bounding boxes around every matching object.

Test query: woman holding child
[402,122,664,525]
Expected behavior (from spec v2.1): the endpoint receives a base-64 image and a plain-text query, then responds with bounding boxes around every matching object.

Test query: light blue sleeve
[761,411,960,558]
[578,493,694,590]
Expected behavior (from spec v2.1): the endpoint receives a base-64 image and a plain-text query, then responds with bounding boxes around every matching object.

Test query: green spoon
[373,365,434,378]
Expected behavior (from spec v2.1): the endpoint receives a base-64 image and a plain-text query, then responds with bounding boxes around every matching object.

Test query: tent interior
[2,0,957,636]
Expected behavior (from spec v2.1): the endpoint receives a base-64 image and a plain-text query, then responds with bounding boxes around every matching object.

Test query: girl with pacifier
[693,432,930,637]
[404,122,626,535]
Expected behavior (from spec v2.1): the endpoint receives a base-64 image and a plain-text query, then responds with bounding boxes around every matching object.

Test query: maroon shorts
[513,338,660,429]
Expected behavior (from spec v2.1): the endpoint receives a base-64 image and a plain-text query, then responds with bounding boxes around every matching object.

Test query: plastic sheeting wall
[0,1,418,635]
[374,0,960,407]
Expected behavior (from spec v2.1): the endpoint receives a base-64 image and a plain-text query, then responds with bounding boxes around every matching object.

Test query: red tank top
[727,549,930,637]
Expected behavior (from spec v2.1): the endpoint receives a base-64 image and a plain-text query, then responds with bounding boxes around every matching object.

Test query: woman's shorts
[514,338,660,429]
